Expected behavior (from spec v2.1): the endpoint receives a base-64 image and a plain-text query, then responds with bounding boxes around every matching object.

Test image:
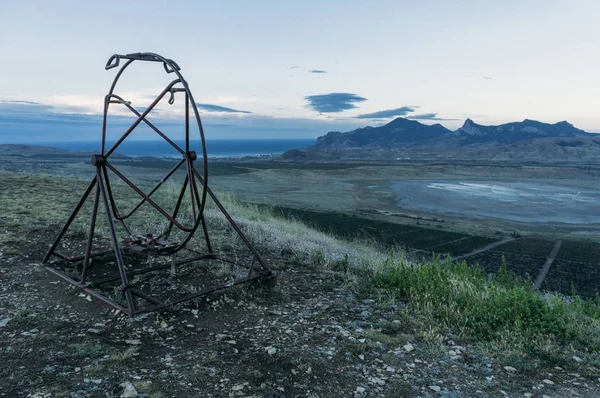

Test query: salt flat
[390,180,600,225]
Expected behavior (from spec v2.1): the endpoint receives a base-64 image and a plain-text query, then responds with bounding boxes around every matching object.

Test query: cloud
[133,106,162,114]
[1,100,41,105]
[309,69,327,74]
[195,103,251,114]
[465,75,493,80]
[0,100,370,142]
[408,113,458,121]
[304,93,367,113]
[0,100,54,115]
[356,106,416,119]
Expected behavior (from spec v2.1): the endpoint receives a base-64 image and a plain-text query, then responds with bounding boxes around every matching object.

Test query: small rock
[371,377,385,386]
[87,328,103,335]
[269,310,283,316]
[266,346,277,355]
[125,339,141,345]
[355,386,366,393]
[0,318,10,327]
[120,381,138,398]
[572,356,583,363]
[403,343,415,352]
[429,385,441,392]
[504,366,517,372]
[231,384,244,391]
[542,379,554,385]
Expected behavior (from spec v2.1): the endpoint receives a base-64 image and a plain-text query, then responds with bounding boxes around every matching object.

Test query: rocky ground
[1,228,600,398]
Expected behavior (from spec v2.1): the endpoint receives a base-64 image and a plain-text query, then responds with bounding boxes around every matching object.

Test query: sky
[0,0,599,142]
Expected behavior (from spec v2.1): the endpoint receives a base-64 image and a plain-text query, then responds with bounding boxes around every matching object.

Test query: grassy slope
[213,196,600,369]
[2,170,600,371]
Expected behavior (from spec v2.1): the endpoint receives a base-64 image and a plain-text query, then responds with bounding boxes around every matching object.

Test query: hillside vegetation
[1,171,599,397]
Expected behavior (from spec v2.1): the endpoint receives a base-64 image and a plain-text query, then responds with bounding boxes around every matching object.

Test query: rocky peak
[455,118,483,136]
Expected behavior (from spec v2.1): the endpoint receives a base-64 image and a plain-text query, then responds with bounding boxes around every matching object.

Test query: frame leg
[97,166,136,315]
[43,177,97,263]
[80,183,101,285]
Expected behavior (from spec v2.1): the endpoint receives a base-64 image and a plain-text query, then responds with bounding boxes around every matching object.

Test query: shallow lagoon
[390,180,600,225]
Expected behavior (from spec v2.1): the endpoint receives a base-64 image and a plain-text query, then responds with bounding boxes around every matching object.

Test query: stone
[371,377,385,386]
[429,385,441,392]
[266,346,277,355]
[87,328,103,335]
[0,318,10,327]
[403,343,415,352]
[125,339,142,345]
[504,366,517,372]
[573,356,583,363]
[120,381,138,398]
[231,384,244,391]
[542,379,554,385]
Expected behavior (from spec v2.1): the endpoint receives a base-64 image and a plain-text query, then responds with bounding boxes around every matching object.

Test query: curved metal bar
[104,53,209,216]
[107,58,135,96]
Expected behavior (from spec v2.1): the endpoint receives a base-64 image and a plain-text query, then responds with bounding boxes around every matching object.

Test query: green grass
[366,256,600,357]
[72,344,107,359]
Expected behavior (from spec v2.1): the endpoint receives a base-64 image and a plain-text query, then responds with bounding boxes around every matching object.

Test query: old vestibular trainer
[43,52,276,315]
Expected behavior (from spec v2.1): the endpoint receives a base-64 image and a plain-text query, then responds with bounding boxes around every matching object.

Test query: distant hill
[451,119,590,145]
[0,144,84,156]
[281,117,598,163]
[0,144,129,158]
[458,136,600,163]
[313,118,452,150]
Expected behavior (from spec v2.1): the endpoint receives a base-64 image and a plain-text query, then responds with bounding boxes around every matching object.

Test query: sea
[37,139,315,159]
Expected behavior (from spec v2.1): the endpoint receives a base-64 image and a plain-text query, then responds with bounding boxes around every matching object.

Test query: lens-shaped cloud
[356,106,416,119]
[304,93,367,113]
[195,103,251,114]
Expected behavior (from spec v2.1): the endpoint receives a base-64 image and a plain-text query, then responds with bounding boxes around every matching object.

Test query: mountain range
[283,118,599,163]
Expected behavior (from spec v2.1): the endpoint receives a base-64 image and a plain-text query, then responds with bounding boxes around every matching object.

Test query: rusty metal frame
[42,52,276,315]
